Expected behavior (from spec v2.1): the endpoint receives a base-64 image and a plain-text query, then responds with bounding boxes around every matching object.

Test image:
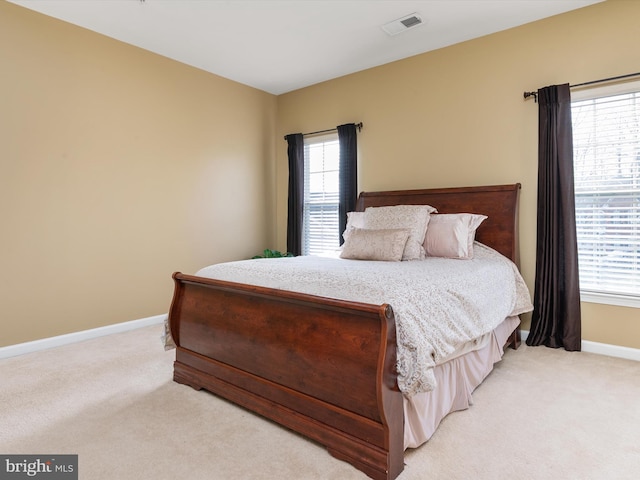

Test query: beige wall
[276,0,640,349]
[0,1,277,346]
[3,1,638,351]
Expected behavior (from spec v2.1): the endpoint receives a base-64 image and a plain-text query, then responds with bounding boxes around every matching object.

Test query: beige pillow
[340,228,410,261]
[363,204,436,260]
[424,213,487,259]
[342,211,366,242]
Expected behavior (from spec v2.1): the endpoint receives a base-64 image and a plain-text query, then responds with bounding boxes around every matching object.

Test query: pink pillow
[424,213,487,259]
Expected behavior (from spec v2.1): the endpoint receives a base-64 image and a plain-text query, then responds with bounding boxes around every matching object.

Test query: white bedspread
[195,243,532,396]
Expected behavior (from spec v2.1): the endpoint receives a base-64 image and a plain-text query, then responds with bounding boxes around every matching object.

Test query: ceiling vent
[381,13,424,36]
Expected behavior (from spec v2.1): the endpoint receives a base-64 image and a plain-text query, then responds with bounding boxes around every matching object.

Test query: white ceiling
[10,0,603,95]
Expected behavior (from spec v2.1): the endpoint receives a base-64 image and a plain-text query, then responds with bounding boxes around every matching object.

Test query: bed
[166,183,532,480]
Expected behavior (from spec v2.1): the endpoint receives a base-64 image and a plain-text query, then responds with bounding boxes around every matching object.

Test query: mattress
[190,244,533,396]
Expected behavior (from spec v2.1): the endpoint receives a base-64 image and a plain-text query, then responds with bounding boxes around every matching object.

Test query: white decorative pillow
[342,211,366,242]
[424,213,488,259]
[363,205,435,260]
[339,228,410,261]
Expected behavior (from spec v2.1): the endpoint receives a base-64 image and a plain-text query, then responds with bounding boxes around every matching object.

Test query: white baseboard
[521,330,640,362]
[0,314,167,360]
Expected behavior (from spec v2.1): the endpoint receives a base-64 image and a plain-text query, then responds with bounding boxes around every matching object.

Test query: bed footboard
[169,272,404,480]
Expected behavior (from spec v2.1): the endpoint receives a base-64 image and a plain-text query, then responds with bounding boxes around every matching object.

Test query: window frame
[571,79,640,308]
[302,132,341,256]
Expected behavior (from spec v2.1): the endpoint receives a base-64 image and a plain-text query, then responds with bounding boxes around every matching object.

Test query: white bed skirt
[403,316,520,449]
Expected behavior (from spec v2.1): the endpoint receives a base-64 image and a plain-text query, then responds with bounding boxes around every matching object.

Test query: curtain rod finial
[524,91,538,103]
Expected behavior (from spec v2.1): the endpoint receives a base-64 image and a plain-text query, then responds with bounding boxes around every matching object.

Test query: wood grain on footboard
[169,273,404,480]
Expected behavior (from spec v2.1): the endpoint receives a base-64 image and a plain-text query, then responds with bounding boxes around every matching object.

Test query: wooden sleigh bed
[168,184,524,480]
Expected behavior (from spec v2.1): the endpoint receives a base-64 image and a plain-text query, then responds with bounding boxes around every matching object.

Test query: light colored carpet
[1,325,639,479]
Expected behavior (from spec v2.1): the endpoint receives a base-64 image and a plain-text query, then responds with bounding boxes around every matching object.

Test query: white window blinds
[572,82,640,300]
[303,135,340,255]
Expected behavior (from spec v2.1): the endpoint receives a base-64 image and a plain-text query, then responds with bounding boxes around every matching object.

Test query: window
[571,81,640,307]
[302,134,340,255]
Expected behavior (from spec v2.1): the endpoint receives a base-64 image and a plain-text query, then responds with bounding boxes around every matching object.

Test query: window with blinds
[303,134,340,255]
[571,81,640,306]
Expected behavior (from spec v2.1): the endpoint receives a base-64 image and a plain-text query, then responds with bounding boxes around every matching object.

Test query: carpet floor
[1,325,639,479]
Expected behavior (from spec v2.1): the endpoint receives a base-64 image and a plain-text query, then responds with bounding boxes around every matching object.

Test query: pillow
[342,211,366,242]
[339,228,410,261]
[363,204,436,260]
[424,213,488,259]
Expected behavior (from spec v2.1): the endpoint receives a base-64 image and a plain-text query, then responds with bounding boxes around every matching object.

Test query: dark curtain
[527,84,582,351]
[337,123,358,245]
[285,133,304,256]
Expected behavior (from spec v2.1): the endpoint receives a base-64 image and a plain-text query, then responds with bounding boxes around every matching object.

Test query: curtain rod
[523,71,640,102]
[284,122,363,140]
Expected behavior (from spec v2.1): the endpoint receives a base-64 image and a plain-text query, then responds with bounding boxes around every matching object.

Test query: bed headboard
[355,184,521,264]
